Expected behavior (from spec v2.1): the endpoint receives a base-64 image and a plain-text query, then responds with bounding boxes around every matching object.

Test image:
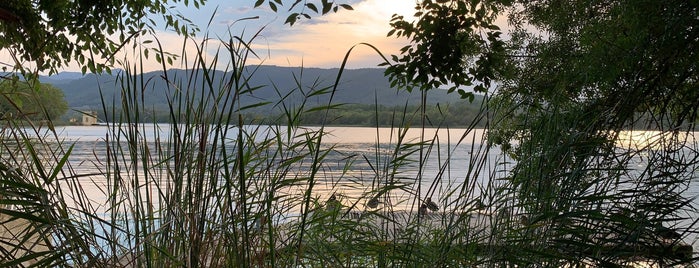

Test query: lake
[15,124,699,224]
[39,124,510,214]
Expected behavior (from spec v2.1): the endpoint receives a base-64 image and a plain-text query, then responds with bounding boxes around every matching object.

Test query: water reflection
[614,130,695,151]
[17,126,699,218]
[29,124,508,214]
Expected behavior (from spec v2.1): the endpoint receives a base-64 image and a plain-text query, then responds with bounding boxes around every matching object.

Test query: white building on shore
[81,111,98,125]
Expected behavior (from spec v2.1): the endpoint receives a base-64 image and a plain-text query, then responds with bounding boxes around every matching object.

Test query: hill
[43,66,471,109]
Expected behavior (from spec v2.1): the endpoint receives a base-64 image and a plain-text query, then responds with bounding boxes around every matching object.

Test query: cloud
[223,6,252,14]
[244,0,416,68]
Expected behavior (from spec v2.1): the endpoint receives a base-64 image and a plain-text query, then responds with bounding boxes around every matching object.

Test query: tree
[0,0,350,76]
[387,0,699,265]
[385,0,508,101]
[0,80,69,121]
[0,0,204,75]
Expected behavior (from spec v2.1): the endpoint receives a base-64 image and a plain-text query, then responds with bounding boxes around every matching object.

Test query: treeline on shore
[63,102,485,128]
[294,103,485,127]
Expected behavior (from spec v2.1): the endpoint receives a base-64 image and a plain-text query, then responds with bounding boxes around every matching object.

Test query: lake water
[15,125,699,224]
[40,124,509,214]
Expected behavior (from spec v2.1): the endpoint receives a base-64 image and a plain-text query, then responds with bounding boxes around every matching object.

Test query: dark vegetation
[296,102,483,127]
[71,102,484,127]
[0,80,68,121]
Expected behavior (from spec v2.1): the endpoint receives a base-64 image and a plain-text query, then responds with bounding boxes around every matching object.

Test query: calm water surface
[41,124,508,213]
[32,125,699,221]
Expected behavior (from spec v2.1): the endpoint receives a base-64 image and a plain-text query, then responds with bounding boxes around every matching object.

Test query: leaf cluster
[491,0,699,149]
[252,0,353,26]
[384,0,510,101]
[0,0,204,75]
[487,0,699,264]
[385,0,699,265]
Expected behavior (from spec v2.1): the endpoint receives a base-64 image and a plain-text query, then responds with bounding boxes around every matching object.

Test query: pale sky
[159,0,418,71]
[4,0,417,73]
[239,1,415,65]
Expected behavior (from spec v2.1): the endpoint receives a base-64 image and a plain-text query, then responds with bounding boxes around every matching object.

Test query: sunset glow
[1,0,419,73]
[246,0,416,68]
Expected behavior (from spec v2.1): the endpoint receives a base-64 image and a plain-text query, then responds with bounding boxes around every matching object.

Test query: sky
[153,0,417,71]
[118,0,418,73]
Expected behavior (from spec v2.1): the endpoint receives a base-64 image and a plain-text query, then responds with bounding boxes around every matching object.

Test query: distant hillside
[43,66,471,110]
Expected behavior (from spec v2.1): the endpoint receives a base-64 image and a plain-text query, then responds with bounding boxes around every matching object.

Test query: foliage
[253,0,353,25]
[387,0,699,265]
[1,0,697,267]
[0,122,96,267]
[0,8,501,265]
[0,0,205,75]
[0,80,69,121]
[89,101,486,127]
[297,102,485,127]
[77,25,482,267]
[491,0,699,202]
[385,0,510,100]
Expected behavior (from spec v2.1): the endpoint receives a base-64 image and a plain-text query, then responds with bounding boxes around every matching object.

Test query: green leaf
[269,1,278,12]
[47,144,73,184]
[322,1,332,14]
[0,209,51,224]
[457,89,475,102]
[339,4,353,10]
[285,13,299,25]
[254,0,265,7]
[306,3,318,13]
[237,102,273,112]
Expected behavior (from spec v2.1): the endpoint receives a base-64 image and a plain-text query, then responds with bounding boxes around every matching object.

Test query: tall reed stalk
[79,28,504,267]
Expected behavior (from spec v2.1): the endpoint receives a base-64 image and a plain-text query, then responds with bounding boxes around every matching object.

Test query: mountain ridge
[41,66,473,109]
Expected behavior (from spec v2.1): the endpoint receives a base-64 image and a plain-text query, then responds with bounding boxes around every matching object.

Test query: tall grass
[95,32,490,266]
[0,19,697,268]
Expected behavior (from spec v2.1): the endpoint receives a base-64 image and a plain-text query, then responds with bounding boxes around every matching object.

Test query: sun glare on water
[614,130,693,151]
